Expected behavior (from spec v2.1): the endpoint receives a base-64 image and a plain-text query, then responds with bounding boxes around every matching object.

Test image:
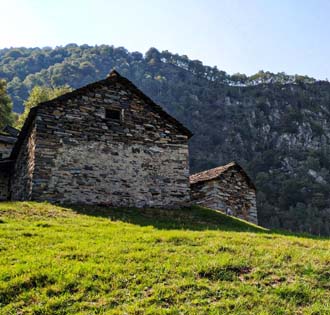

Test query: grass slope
[0,202,330,315]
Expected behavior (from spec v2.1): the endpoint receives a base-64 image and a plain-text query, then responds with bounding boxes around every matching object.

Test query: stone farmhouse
[0,70,258,223]
[190,162,258,224]
[0,70,192,207]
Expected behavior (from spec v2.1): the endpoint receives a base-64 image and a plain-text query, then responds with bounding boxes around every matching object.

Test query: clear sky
[2,0,330,79]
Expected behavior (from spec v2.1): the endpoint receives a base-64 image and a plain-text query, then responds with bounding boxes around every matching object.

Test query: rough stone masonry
[8,70,192,207]
[190,162,258,224]
[0,128,18,200]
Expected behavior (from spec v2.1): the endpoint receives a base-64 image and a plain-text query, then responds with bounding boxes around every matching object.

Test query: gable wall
[30,81,190,207]
[10,121,37,200]
[191,168,257,224]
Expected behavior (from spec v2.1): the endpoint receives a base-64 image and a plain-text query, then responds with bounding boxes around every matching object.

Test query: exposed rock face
[9,71,191,207]
[190,163,257,224]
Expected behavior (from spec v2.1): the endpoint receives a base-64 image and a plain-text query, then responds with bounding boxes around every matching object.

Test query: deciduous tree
[0,79,14,129]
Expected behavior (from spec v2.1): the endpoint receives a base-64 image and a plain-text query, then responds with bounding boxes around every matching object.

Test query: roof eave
[190,161,256,190]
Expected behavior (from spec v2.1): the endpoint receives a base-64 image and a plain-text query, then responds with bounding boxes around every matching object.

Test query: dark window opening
[106,109,121,121]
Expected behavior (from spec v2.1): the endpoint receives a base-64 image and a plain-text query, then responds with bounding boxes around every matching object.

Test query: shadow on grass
[68,204,268,233]
[67,205,330,239]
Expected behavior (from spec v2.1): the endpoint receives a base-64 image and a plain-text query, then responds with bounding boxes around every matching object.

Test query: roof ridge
[107,69,120,77]
[190,161,237,177]
[189,161,256,190]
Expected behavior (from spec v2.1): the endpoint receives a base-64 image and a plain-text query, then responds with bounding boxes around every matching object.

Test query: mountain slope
[1,45,330,235]
[1,202,329,314]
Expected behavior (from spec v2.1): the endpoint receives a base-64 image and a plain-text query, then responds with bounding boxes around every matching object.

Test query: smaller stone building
[190,162,257,224]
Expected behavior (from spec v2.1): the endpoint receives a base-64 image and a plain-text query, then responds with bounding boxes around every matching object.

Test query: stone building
[0,126,18,200]
[0,126,18,159]
[3,70,192,207]
[190,162,257,224]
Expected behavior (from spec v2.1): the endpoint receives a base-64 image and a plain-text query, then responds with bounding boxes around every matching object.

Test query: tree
[16,85,72,129]
[0,79,14,130]
[145,47,161,64]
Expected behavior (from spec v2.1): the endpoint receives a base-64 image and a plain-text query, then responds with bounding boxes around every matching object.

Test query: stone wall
[10,121,36,200]
[33,141,188,206]
[0,169,9,201]
[27,77,190,207]
[0,143,14,159]
[191,168,257,224]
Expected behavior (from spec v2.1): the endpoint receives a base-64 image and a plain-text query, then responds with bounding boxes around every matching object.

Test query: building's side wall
[10,122,36,200]
[0,143,14,159]
[0,170,9,201]
[31,82,190,207]
[191,169,258,224]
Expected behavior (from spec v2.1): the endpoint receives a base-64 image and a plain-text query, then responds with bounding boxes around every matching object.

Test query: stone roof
[189,161,256,190]
[11,70,192,160]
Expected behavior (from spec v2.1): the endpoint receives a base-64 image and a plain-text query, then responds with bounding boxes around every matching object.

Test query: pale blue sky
[2,0,330,79]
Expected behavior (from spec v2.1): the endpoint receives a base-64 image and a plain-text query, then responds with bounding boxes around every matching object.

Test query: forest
[1,44,330,235]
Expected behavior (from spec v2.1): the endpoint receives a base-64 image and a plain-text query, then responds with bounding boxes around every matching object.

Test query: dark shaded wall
[10,121,36,200]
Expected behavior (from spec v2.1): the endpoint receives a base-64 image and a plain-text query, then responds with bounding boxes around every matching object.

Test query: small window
[106,109,121,121]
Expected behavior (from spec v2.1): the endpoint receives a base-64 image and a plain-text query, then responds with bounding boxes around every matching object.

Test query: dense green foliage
[0,79,14,130]
[1,44,330,235]
[15,85,72,129]
[0,202,329,314]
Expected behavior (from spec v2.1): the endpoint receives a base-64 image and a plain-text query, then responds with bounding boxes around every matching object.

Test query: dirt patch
[198,265,252,281]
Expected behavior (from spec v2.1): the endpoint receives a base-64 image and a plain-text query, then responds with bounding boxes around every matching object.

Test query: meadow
[0,202,329,314]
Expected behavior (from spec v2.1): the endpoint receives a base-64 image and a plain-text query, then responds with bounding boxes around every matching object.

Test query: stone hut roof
[189,161,256,190]
[10,70,193,160]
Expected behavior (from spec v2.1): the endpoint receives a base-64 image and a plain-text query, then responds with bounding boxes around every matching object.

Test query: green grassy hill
[0,202,329,314]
